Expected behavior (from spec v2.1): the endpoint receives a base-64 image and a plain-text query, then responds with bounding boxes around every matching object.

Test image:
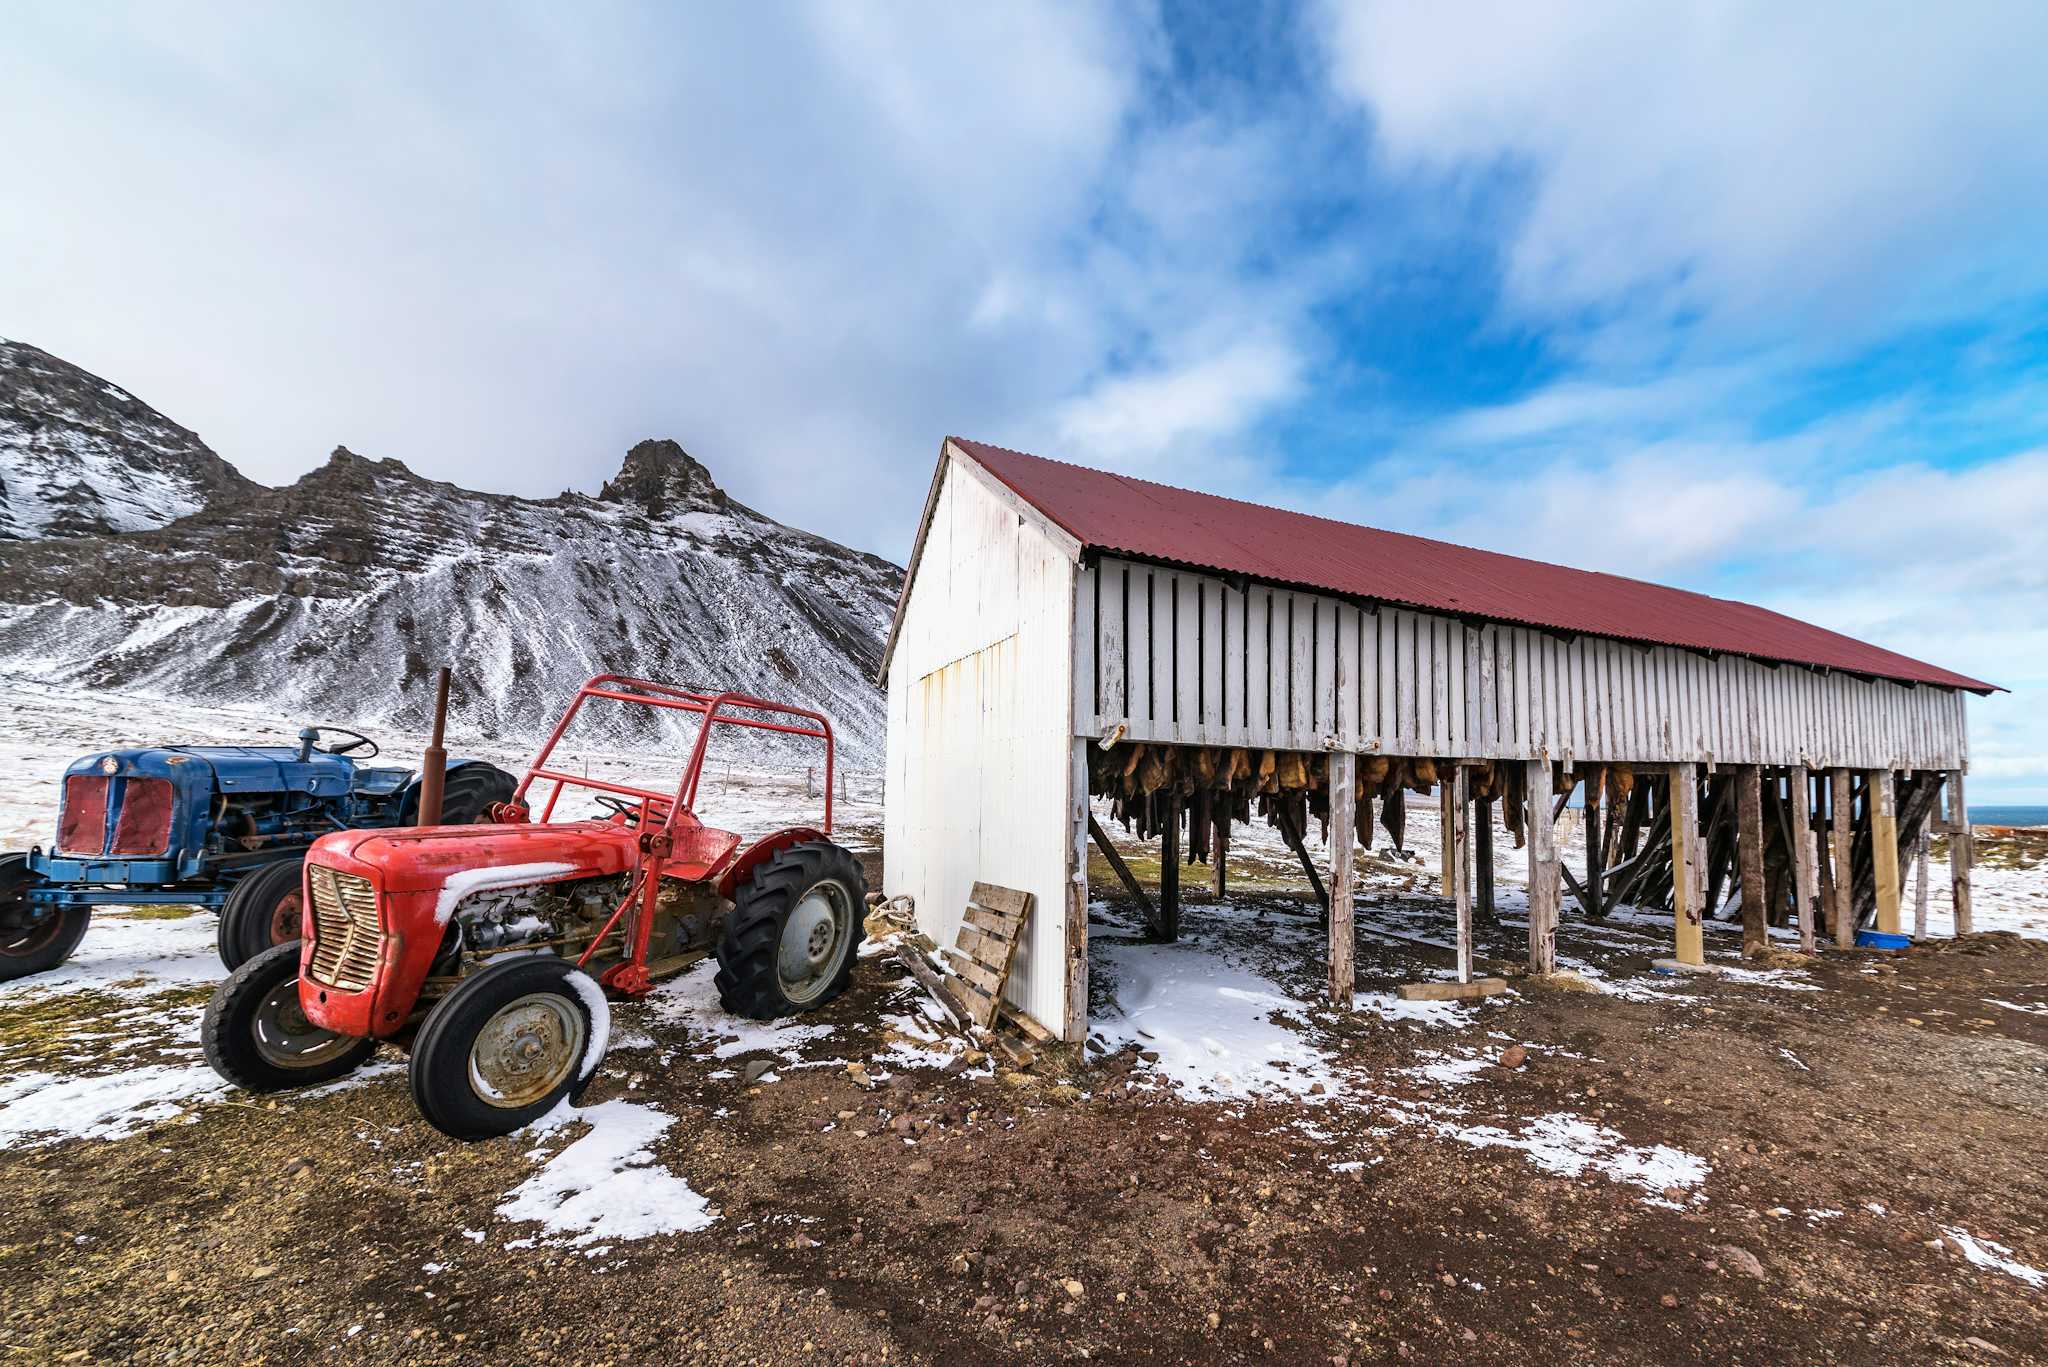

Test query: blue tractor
[0,726,514,981]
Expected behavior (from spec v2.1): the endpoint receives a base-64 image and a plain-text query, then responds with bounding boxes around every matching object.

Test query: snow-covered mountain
[0,339,254,539]
[0,346,902,764]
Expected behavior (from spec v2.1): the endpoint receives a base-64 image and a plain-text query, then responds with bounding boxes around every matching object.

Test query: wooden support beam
[1087,815,1155,928]
[1210,804,1229,900]
[1526,759,1558,976]
[1453,763,1473,984]
[1870,769,1901,936]
[1277,804,1329,916]
[1327,752,1357,1009]
[1736,765,1768,958]
[1912,812,1932,940]
[1584,774,1605,919]
[1790,764,1819,955]
[1063,740,1090,1043]
[1160,797,1182,943]
[1670,762,1704,967]
[1949,768,1974,936]
[1440,781,1456,897]
[1475,796,1496,920]
[1830,768,1855,949]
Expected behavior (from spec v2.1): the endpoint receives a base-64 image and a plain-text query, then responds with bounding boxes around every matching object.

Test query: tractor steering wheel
[309,726,380,760]
[594,794,644,824]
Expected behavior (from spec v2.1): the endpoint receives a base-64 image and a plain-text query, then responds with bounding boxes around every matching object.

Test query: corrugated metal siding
[1075,557,1967,770]
[957,438,1996,694]
[883,457,1076,1030]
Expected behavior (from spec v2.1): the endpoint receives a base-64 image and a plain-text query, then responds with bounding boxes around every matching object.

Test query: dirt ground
[5,833,2048,1366]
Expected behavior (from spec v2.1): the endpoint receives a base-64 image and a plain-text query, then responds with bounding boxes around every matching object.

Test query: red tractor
[202,676,865,1140]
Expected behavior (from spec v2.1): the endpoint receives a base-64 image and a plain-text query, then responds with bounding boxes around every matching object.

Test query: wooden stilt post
[1912,811,1931,940]
[1453,763,1473,984]
[1159,798,1182,943]
[1871,770,1901,936]
[1210,806,1229,900]
[1440,780,1455,897]
[1948,768,1973,936]
[1475,797,1496,920]
[1790,764,1818,955]
[1527,758,1557,976]
[1327,752,1356,1008]
[1584,773,1605,919]
[1063,740,1090,1043]
[1830,768,1855,949]
[1736,765,1768,958]
[1670,762,1704,967]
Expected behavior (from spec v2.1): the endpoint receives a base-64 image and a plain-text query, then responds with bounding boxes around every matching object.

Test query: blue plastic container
[1855,930,1911,950]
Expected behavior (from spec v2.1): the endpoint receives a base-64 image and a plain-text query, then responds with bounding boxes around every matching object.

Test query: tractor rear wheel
[714,840,866,1020]
[408,956,606,1141]
[0,852,89,983]
[203,942,375,1091]
[216,858,306,971]
[425,763,518,826]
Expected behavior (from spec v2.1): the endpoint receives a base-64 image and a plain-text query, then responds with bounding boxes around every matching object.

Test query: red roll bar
[511,675,835,834]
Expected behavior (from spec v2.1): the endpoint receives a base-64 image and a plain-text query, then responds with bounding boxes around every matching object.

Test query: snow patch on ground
[1093,936,1348,1103]
[646,960,837,1061]
[0,911,221,1002]
[1941,1226,2047,1289]
[0,1063,228,1147]
[1444,1112,1710,1200]
[496,1098,716,1247]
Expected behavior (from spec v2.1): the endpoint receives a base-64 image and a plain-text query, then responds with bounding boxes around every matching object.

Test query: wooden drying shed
[879,437,2001,1042]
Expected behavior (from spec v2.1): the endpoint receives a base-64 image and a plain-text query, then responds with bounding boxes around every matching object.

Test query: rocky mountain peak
[0,338,254,539]
[598,438,727,514]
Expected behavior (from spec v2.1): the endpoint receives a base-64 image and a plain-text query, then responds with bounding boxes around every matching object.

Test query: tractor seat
[353,767,412,797]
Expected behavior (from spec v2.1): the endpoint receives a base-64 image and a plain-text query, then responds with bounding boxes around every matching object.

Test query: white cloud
[1053,337,1303,474]
[1318,1,2048,347]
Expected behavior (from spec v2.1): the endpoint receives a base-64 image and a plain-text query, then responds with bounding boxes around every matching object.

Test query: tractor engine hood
[309,821,639,901]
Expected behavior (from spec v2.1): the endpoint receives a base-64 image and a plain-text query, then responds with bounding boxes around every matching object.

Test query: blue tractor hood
[72,745,358,799]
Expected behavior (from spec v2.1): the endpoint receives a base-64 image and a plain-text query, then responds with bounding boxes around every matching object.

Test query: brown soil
[4,859,2046,1365]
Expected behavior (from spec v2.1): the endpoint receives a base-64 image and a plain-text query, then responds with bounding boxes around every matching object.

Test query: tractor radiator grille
[305,866,383,992]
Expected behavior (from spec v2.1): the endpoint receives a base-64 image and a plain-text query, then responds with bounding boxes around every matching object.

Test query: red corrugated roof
[951,437,1998,694]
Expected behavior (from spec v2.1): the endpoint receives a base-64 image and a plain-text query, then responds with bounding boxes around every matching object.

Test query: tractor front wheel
[408,956,606,1141]
[714,840,866,1020]
[216,859,306,971]
[203,942,375,1091]
[0,852,89,983]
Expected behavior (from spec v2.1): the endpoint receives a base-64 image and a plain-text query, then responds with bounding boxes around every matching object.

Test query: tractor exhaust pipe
[417,666,451,826]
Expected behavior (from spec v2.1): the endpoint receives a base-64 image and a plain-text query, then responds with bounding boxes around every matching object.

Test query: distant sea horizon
[1971,806,2048,829]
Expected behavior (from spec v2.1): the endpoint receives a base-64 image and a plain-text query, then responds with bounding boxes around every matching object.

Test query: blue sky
[4,2,2046,797]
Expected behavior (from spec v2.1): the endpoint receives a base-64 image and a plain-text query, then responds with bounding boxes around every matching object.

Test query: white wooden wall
[1075,556,1967,770]
[884,458,1077,1031]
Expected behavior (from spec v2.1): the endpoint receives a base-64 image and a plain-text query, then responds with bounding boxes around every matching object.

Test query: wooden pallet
[941,882,1032,1029]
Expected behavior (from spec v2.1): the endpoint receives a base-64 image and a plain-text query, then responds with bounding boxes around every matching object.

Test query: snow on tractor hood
[307,821,639,902]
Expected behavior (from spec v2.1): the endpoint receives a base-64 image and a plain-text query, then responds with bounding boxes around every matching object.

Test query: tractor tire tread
[203,943,374,1092]
[216,858,305,972]
[713,840,866,1021]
